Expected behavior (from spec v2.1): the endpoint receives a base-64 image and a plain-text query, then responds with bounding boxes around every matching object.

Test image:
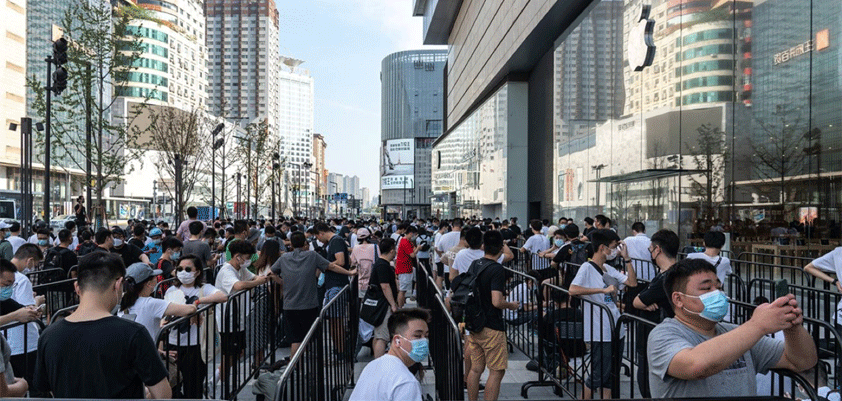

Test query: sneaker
[526,359,539,372]
[464,382,486,391]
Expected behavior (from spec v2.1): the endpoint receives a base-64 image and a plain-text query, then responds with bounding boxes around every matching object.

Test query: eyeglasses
[175,267,194,273]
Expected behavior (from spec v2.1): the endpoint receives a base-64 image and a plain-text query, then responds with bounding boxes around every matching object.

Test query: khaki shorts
[398,273,414,292]
[373,309,393,342]
[467,328,508,371]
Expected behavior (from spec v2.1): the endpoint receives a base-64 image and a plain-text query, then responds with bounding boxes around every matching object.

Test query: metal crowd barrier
[155,303,220,400]
[629,258,657,283]
[153,277,180,299]
[738,251,819,269]
[0,318,47,391]
[216,281,278,400]
[25,268,65,286]
[33,278,78,323]
[611,313,657,399]
[733,258,814,288]
[429,290,464,401]
[746,278,841,325]
[502,267,545,397]
[275,283,358,401]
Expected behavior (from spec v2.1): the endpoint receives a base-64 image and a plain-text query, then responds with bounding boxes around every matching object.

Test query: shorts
[436,262,445,277]
[398,273,414,292]
[467,328,508,371]
[284,308,320,343]
[220,330,246,356]
[585,341,614,390]
[373,309,393,341]
[323,286,346,318]
[535,267,560,283]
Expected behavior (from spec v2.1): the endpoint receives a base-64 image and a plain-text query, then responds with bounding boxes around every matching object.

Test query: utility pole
[85,63,92,222]
[211,123,224,220]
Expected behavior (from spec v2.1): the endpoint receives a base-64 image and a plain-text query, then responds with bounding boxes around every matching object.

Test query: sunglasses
[175,267,194,273]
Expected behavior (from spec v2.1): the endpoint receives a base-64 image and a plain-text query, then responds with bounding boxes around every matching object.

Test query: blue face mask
[681,290,729,322]
[171,251,181,260]
[399,336,429,363]
[0,285,12,301]
[38,239,49,247]
[560,224,567,229]
[554,239,564,247]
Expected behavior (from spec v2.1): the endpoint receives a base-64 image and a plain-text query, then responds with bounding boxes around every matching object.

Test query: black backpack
[450,257,495,332]
[568,243,589,266]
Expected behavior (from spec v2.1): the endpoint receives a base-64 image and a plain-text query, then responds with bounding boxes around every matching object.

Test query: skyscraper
[312,132,327,213]
[1,0,27,194]
[205,0,280,134]
[380,50,447,219]
[278,57,314,214]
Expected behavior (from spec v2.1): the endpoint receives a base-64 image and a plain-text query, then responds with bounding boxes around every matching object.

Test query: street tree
[685,124,728,224]
[28,0,153,226]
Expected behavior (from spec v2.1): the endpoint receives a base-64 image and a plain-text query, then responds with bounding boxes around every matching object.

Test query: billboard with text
[381,139,415,190]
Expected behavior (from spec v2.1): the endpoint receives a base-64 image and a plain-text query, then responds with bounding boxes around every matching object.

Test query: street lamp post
[235,173,242,219]
[272,153,280,221]
[210,123,224,220]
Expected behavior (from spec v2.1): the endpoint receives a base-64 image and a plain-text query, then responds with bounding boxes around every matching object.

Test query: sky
[277,0,446,199]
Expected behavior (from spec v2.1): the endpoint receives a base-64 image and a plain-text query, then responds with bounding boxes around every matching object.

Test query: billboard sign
[381,139,414,190]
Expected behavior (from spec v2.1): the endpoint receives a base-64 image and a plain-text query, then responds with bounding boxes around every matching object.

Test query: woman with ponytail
[119,263,197,342]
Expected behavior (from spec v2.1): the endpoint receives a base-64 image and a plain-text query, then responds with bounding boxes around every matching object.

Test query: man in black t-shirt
[110,228,150,267]
[34,251,170,399]
[466,230,519,401]
[315,223,351,356]
[630,229,679,398]
[368,238,399,358]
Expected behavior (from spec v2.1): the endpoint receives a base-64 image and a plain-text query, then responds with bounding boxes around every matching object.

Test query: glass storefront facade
[552,0,841,239]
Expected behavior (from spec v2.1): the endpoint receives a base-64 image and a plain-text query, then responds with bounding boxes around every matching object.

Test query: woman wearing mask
[118,263,197,342]
[165,256,227,399]
[349,228,377,299]
[156,237,184,282]
[251,239,281,369]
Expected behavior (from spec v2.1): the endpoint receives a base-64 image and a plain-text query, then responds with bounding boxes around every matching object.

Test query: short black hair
[228,238,255,256]
[483,230,504,256]
[595,215,609,227]
[37,229,50,237]
[264,225,276,235]
[632,222,645,233]
[387,308,431,338]
[379,238,396,254]
[451,218,463,228]
[94,228,111,245]
[290,231,306,248]
[9,222,20,232]
[162,237,183,253]
[314,223,331,233]
[14,243,43,262]
[590,229,620,252]
[0,259,16,275]
[188,221,204,236]
[584,217,594,225]
[529,219,542,232]
[465,227,483,249]
[64,220,76,231]
[405,225,418,234]
[704,231,726,249]
[663,258,717,306]
[133,224,145,237]
[233,220,248,235]
[187,206,198,218]
[651,229,680,259]
[58,229,73,244]
[77,251,126,293]
[563,223,580,239]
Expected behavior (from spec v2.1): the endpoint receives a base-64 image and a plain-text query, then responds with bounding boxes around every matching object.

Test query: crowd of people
[0,206,833,401]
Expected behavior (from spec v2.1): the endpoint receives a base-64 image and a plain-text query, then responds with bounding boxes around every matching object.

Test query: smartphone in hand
[774,279,789,299]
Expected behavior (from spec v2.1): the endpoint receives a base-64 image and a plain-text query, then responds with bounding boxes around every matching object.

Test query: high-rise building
[205,0,280,136]
[380,50,447,219]
[361,187,370,209]
[1,0,27,196]
[278,57,315,213]
[116,0,209,111]
[328,172,343,195]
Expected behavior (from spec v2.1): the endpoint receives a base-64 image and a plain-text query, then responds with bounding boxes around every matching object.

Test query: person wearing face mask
[165,255,227,399]
[111,228,151,268]
[569,229,637,400]
[33,252,172,399]
[0,221,13,261]
[520,220,551,270]
[349,308,429,401]
[118,262,197,341]
[157,237,183,280]
[141,228,164,265]
[43,229,78,275]
[34,229,52,255]
[213,239,270,384]
[631,228,679,398]
[648,258,816,398]
[5,247,45,392]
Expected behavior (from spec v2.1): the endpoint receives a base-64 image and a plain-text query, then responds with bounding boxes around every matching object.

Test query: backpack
[568,243,589,266]
[417,234,431,252]
[353,244,378,294]
[450,257,496,332]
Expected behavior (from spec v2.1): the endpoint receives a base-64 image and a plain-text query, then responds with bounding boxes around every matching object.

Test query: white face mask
[606,247,619,260]
[241,259,252,269]
[177,270,196,285]
[113,238,123,247]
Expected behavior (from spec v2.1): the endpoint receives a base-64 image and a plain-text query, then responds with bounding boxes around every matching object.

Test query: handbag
[359,284,390,326]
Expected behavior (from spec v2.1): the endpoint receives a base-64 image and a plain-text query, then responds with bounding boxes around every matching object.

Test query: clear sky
[277,0,446,198]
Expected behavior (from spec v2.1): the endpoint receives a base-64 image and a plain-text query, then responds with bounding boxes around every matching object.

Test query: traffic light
[51,38,68,95]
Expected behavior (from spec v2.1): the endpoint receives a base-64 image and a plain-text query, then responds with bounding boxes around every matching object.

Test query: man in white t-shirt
[436,219,462,279]
[433,224,448,289]
[6,246,44,388]
[450,227,512,281]
[804,246,842,328]
[520,220,550,269]
[686,231,732,286]
[569,229,637,400]
[623,222,655,281]
[7,223,26,255]
[349,308,429,401]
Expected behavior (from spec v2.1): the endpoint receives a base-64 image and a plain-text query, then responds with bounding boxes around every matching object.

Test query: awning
[589,169,709,184]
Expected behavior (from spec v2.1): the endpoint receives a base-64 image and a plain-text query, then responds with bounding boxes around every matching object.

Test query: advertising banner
[381,139,415,190]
